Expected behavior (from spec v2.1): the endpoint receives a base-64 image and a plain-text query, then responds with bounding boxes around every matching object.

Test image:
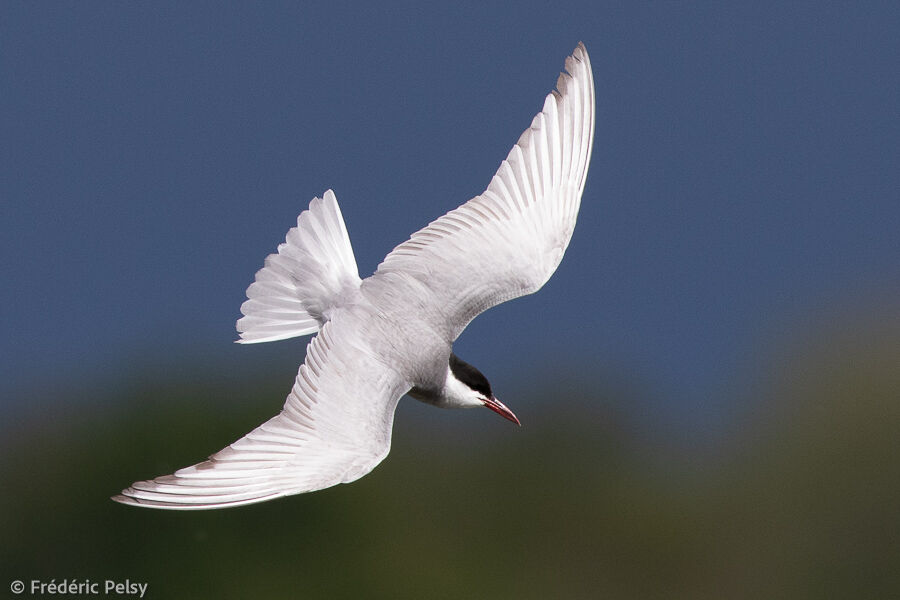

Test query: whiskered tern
[114,43,594,509]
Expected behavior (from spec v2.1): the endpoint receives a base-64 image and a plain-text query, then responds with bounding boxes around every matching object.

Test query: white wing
[113,320,409,510]
[364,43,594,342]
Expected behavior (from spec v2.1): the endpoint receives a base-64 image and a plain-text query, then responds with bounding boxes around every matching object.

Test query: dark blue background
[2,2,897,430]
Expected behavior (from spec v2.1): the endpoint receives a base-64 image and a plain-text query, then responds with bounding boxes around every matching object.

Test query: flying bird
[114,43,594,509]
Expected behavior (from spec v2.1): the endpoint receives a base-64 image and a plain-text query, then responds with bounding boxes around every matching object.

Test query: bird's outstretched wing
[364,43,594,342]
[113,320,409,510]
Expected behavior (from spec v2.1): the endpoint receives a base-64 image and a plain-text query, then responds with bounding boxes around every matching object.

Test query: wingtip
[567,43,590,70]
[575,41,589,58]
[111,493,135,506]
[111,483,289,510]
[111,490,180,510]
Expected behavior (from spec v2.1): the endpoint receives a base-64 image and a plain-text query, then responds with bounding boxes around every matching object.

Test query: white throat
[441,367,485,409]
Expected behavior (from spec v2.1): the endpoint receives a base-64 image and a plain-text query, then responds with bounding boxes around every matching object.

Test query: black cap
[449,353,492,397]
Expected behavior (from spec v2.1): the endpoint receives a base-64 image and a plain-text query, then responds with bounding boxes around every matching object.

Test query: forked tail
[236,190,360,343]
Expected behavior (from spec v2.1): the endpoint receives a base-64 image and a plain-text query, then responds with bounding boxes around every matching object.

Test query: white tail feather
[236,190,361,343]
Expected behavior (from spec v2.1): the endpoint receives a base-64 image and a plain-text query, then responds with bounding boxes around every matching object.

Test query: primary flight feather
[114,42,594,509]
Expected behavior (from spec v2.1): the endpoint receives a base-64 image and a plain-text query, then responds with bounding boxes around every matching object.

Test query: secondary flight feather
[114,42,594,509]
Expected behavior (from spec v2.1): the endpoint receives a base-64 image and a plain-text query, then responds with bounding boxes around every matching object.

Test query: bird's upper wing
[113,319,409,510]
[364,43,594,342]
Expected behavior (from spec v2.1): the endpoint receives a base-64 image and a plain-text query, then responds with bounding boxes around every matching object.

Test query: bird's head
[445,353,520,425]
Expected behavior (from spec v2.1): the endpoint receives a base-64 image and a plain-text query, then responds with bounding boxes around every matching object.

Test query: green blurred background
[2,307,898,598]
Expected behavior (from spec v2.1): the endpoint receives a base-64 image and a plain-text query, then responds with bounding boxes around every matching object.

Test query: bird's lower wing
[364,43,595,342]
[113,321,409,510]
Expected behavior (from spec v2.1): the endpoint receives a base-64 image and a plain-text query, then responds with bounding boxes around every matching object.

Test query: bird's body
[114,43,594,509]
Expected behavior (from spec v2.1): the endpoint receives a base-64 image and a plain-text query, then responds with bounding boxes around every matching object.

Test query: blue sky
[2,2,897,428]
